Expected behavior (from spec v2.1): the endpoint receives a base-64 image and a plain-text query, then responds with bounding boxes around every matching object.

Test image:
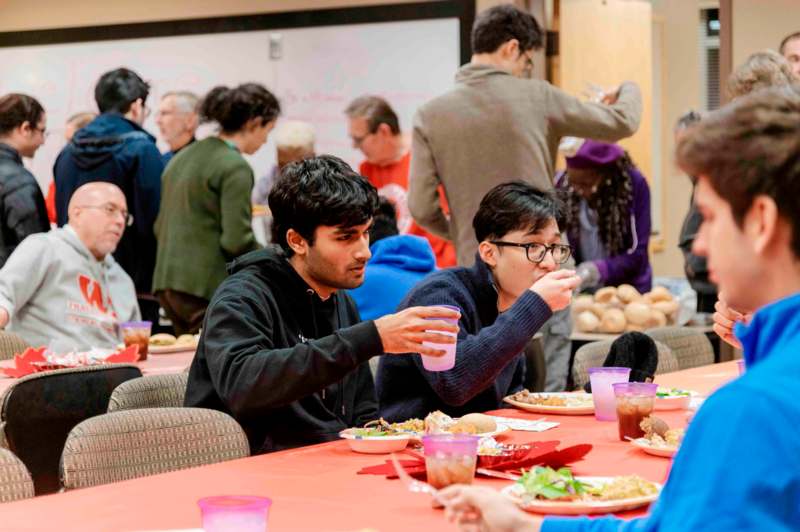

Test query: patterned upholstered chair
[0,448,34,503]
[645,326,715,370]
[60,407,250,490]
[571,339,679,390]
[0,332,27,361]
[107,373,188,412]
[0,364,142,494]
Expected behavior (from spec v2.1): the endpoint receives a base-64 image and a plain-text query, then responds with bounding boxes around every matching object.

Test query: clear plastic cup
[588,367,631,421]
[119,321,152,361]
[198,495,272,532]
[420,305,460,372]
[421,434,479,489]
[613,382,657,440]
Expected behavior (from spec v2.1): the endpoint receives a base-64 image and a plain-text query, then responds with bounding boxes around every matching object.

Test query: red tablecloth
[0,361,738,531]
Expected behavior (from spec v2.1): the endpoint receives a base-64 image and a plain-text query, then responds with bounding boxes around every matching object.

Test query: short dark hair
[344,95,400,135]
[0,93,45,135]
[200,83,281,134]
[471,5,544,55]
[676,84,800,258]
[779,31,800,55]
[369,196,400,244]
[94,68,150,114]
[472,181,563,243]
[269,155,379,255]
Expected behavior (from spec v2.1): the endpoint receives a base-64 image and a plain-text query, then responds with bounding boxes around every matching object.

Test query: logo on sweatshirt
[76,274,117,318]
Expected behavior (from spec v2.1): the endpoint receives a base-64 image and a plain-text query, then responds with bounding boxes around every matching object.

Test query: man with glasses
[53,67,164,327]
[0,93,50,268]
[0,182,139,349]
[377,182,580,421]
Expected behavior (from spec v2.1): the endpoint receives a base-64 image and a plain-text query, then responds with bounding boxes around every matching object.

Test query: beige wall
[0,0,423,32]
[732,0,798,66]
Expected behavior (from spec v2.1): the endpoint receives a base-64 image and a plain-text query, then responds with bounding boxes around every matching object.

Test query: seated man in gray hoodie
[0,182,140,349]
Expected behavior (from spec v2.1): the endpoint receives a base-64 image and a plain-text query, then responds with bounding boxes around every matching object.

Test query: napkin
[1,344,140,378]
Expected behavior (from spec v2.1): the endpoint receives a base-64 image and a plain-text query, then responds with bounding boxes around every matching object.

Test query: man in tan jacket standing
[409,5,643,391]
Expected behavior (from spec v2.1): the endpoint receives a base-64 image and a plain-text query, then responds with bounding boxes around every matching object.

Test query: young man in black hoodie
[185,155,459,454]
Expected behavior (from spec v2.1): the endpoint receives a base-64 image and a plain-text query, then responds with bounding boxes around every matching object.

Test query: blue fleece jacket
[53,113,164,294]
[543,292,800,532]
[376,256,552,421]
[348,235,436,321]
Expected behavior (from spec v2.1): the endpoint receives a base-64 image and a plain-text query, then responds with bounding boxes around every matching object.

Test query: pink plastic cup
[421,434,479,489]
[198,495,272,532]
[588,367,631,421]
[420,305,460,372]
[736,359,745,375]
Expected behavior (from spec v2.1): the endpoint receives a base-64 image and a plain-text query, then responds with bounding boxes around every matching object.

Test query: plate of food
[501,466,661,515]
[632,415,685,457]
[504,390,595,415]
[338,427,412,454]
[148,333,198,354]
[423,411,511,438]
[654,387,695,410]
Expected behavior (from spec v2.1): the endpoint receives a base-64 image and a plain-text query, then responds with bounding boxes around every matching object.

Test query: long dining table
[0,360,740,531]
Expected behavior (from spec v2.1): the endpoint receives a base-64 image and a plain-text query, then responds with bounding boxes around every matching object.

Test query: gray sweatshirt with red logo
[0,225,140,349]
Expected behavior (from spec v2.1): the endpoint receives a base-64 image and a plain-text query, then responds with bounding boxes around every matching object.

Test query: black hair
[471,4,544,55]
[269,155,379,255]
[677,84,800,259]
[344,96,401,135]
[369,196,400,244]
[674,110,702,133]
[0,93,45,135]
[559,154,637,256]
[779,31,800,55]
[200,83,281,134]
[94,68,150,114]
[472,181,563,243]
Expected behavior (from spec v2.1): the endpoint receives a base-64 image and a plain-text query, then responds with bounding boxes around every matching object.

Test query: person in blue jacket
[349,197,436,321]
[436,85,800,532]
[53,68,164,324]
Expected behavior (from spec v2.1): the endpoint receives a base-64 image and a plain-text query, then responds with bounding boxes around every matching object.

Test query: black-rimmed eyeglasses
[490,241,572,264]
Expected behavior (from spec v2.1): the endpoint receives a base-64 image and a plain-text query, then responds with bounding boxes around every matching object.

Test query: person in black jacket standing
[0,93,50,267]
[185,155,460,454]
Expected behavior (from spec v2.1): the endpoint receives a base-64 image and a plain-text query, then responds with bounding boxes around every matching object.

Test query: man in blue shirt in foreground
[438,85,800,531]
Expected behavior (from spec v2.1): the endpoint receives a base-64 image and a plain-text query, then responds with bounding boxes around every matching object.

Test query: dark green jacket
[153,137,260,300]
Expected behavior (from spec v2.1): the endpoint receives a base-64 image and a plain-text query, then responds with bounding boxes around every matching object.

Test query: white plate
[339,428,411,454]
[501,477,661,515]
[654,391,695,411]
[630,438,678,458]
[148,343,197,355]
[504,393,595,415]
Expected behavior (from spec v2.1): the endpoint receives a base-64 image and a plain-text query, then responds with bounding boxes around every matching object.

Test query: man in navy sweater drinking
[377,182,581,421]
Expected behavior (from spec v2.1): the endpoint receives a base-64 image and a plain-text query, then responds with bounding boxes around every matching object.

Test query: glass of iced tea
[613,382,658,441]
[119,321,152,361]
[422,434,479,490]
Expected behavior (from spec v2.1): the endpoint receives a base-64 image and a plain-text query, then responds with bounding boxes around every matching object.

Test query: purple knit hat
[565,139,625,169]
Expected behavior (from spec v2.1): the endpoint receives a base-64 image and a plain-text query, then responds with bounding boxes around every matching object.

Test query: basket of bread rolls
[573,284,680,333]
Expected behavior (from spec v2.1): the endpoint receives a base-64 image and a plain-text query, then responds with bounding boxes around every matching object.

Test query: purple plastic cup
[612,382,658,440]
[420,305,460,372]
[198,495,272,532]
[422,434,479,489]
[588,367,631,421]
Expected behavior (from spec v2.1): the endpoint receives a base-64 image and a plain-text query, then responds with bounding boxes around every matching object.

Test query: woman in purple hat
[556,139,652,293]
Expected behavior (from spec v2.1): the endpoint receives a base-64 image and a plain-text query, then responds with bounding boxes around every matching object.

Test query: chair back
[0,332,27,361]
[646,326,715,370]
[0,448,34,503]
[61,407,249,490]
[108,373,188,412]
[1,364,142,494]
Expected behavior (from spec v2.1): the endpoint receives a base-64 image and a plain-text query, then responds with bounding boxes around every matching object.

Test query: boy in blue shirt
[438,85,800,531]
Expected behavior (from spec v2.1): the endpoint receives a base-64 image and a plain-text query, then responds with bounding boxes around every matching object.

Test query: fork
[390,453,443,503]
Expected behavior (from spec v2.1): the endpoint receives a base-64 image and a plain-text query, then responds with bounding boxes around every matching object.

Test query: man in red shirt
[345,95,455,267]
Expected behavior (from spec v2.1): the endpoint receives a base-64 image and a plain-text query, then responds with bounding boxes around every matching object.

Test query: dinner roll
[149,333,176,346]
[646,309,668,328]
[576,311,600,332]
[652,300,679,319]
[589,303,608,319]
[617,284,641,303]
[599,308,626,333]
[624,302,652,326]
[649,286,673,303]
[594,286,617,304]
[176,334,196,345]
[457,413,497,434]
[573,295,594,314]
